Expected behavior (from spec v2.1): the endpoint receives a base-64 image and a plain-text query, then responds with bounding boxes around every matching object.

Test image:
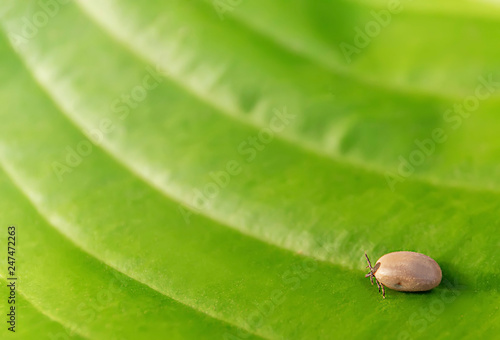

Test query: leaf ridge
[71,0,500,195]
[0,160,267,340]
[0,276,90,340]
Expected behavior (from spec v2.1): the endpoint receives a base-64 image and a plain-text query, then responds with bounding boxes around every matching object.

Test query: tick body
[365,251,442,298]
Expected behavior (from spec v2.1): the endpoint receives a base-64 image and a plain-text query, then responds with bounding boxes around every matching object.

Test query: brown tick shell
[374,251,442,292]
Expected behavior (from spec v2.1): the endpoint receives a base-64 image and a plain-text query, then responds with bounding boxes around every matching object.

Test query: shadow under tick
[438,261,470,292]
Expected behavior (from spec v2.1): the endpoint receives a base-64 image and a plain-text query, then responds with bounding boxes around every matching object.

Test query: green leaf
[0,0,499,339]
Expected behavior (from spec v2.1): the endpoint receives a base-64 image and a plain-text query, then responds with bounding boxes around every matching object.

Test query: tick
[364,251,442,298]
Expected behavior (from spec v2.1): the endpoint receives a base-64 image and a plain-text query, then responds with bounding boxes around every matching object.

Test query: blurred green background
[0,0,499,339]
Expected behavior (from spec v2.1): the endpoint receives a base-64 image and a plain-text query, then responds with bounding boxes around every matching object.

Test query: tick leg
[364,273,374,285]
[381,284,386,299]
[364,253,373,271]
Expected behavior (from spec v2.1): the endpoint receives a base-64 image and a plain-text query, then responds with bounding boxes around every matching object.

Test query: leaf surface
[0,1,499,339]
